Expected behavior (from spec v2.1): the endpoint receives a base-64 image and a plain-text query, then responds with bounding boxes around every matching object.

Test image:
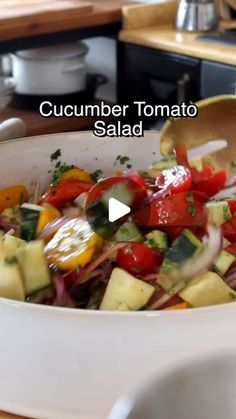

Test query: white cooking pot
[11,42,89,95]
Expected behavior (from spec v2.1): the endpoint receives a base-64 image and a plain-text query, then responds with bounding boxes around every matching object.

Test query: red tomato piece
[157,165,192,194]
[165,225,206,241]
[117,243,163,275]
[225,244,236,256]
[191,165,213,183]
[222,217,236,242]
[124,171,147,189]
[227,200,236,215]
[173,143,189,167]
[40,180,92,209]
[193,171,227,198]
[133,191,207,228]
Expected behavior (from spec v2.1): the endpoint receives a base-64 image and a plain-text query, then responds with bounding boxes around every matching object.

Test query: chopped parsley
[52,163,74,186]
[187,192,197,216]
[231,160,236,168]
[50,149,61,161]
[90,169,103,183]
[49,148,74,185]
[126,163,132,170]
[223,204,229,221]
[116,155,130,165]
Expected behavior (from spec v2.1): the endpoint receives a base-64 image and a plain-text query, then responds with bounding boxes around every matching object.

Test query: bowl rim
[1,131,236,317]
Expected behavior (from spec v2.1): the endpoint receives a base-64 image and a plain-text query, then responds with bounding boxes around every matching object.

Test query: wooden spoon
[160,95,236,174]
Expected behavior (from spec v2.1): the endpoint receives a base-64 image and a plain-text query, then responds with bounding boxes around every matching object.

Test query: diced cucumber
[17,240,51,295]
[206,201,231,226]
[160,230,202,291]
[20,203,43,241]
[100,268,154,311]
[179,271,236,307]
[3,234,26,257]
[0,258,25,301]
[150,157,176,170]
[115,222,143,243]
[213,250,235,276]
[101,182,134,209]
[145,230,168,252]
[1,205,21,223]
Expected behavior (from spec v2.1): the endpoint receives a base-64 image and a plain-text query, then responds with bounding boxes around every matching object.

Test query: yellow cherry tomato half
[45,218,103,270]
[60,168,93,184]
[36,204,61,234]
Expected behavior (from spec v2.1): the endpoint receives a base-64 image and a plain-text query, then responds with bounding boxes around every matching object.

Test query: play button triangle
[108,197,131,223]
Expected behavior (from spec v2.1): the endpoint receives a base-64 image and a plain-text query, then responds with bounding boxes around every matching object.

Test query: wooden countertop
[120,2,236,66]
[0,0,131,42]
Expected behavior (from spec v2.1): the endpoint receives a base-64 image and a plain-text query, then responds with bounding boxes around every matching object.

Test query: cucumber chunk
[180,271,236,307]
[213,250,235,276]
[206,201,231,226]
[115,222,143,243]
[101,182,134,209]
[160,230,202,291]
[3,235,26,257]
[0,258,25,301]
[145,230,168,252]
[17,240,51,295]
[100,268,154,311]
[20,203,43,241]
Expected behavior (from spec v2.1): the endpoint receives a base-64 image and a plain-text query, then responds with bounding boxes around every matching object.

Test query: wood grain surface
[0,0,130,41]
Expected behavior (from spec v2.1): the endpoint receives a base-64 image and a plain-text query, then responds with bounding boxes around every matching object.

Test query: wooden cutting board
[0,0,93,26]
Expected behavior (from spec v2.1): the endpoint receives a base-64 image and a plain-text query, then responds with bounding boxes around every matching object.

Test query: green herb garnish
[116,155,130,165]
[90,169,103,183]
[52,163,74,186]
[223,204,229,221]
[126,163,132,169]
[187,192,197,216]
[231,160,236,168]
[50,149,61,161]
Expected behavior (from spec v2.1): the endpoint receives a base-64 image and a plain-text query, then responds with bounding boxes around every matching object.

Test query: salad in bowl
[0,139,236,312]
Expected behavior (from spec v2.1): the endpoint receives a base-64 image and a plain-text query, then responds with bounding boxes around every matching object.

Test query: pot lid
[15,42,88,61]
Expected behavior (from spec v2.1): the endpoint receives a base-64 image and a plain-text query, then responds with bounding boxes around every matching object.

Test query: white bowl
[1,132,236,419]
[109,353,236,419]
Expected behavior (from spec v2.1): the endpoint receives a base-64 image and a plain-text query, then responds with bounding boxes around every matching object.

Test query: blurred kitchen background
[1,0,236,139]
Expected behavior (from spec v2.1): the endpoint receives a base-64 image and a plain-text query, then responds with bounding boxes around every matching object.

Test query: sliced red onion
[225,267,236,290]
[149,187,171,203]
[212,185,236,200]
[0,215,21,237]
[168,225,222,286]
[74,192,88,208]
[75,242,128,285]
[142,273,160,282]
[149,225,222,309]
[52,272,75,308]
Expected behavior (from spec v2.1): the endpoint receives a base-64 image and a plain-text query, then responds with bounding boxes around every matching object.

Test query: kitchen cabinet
[201,60,236,97]
[117,42,201,127]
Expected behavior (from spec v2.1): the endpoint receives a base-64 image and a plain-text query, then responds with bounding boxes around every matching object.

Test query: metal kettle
[175,0,218,32]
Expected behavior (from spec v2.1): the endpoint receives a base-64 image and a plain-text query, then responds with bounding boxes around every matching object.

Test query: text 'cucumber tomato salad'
[0,144,236,311]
